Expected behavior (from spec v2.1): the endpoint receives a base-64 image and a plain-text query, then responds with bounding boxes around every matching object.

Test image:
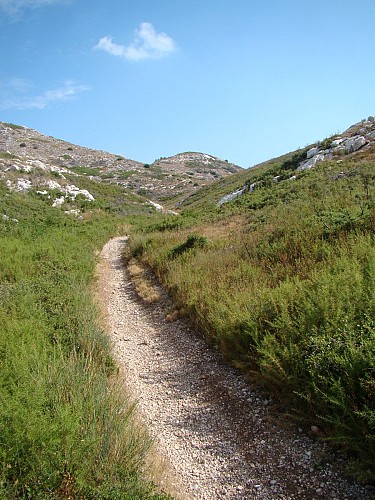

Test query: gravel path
[97,237,371,499]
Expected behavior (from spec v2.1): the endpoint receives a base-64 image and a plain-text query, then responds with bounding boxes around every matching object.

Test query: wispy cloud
[95,22,176,62]
[0,80,90,110]
[0,0,67,16]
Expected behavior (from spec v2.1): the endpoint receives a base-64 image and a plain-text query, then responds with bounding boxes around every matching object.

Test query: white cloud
[95,22,176,62]
[0,0,67,16]
[0,80,90,110]
[1,77,31,92]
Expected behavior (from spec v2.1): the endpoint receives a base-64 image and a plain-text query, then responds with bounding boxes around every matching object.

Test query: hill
[127,115,375,480]
[177,115,375,211]
[0,122,242,206]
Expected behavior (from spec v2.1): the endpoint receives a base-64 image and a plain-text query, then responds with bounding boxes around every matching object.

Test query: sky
[1,0,375,168]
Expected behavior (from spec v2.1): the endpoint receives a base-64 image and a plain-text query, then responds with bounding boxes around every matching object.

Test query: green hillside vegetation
[128,147,375,479]
[0,180,167,497]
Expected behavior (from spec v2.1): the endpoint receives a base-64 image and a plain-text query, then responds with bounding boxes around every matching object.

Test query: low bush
[169,234,207,259]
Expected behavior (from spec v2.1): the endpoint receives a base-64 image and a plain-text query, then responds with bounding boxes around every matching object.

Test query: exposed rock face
[217,187,247,207]
[306,147,319,159]
[344,135,367,154]
[298,152,331,171]
[297,116,375,172]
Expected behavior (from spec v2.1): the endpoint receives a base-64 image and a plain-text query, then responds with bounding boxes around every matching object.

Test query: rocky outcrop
[344,135,367,154]
[217,187,247,207]
[297,116,375,171]
[217,115,375,207]
[298,151,332,171]
[217,182,256,207]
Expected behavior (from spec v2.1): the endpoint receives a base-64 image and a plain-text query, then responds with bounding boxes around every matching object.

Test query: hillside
[0,121,242,497]
[0,122,242,205]
[177,115,375,212]
[127,115,375,480]
[148,151,241,201]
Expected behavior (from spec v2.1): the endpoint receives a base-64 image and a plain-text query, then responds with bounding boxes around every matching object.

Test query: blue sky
[1,0,374,168]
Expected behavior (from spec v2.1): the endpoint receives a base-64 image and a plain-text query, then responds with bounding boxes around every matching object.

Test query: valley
[1,117,375,497]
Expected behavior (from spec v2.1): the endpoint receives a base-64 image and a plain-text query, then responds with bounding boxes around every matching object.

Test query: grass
[127,259,162,304]
[3,123,375,488]
[0,152,19,160]
[0,181,168,498]
[127,157,375,481]
[68,165,103,176]
[0,122,24,130]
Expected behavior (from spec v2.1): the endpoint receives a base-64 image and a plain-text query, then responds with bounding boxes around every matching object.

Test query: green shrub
[0,152,18,159]
[1,122,24,130]
[280,149,308,170]
[169,234,207,259]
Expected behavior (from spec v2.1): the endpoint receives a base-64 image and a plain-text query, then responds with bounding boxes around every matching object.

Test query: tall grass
[0,187,165,497]
[128,160,375,479]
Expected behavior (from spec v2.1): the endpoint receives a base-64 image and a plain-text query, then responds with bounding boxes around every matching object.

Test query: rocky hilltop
[0,122,142,171]
[151,151,239,177]
[0,123,242,203]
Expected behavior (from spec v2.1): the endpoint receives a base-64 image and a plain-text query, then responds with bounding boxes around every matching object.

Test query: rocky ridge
[298,116,375,171]
[218,116,375,206]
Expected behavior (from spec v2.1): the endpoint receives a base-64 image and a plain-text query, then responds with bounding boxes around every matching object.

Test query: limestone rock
[217,186,246,207]
[331,138,344,147]
[298,153,328,171]
[306,147,319,159]
[344,136,367,154]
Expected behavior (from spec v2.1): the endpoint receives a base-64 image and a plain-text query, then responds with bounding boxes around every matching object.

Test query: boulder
[306,147,319,159]
[298,153,331,171]
[344,136,366,154]
[331,138,344,147]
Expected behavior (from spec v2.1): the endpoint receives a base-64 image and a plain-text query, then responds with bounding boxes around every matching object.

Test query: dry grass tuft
[165,307,189,322]
[127,259,162,304]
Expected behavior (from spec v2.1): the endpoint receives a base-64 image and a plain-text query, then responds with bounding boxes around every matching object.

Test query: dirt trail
[97,237,369,499]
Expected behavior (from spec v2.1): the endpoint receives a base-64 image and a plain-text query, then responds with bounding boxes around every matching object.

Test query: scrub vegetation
[128,153,375,480]
[0,182,167,498]
[2,117,375,490]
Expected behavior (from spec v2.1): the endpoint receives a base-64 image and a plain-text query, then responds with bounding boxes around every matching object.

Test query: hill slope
[127,115,375,480]
[0,122,242,204]
[177,115,375,211]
